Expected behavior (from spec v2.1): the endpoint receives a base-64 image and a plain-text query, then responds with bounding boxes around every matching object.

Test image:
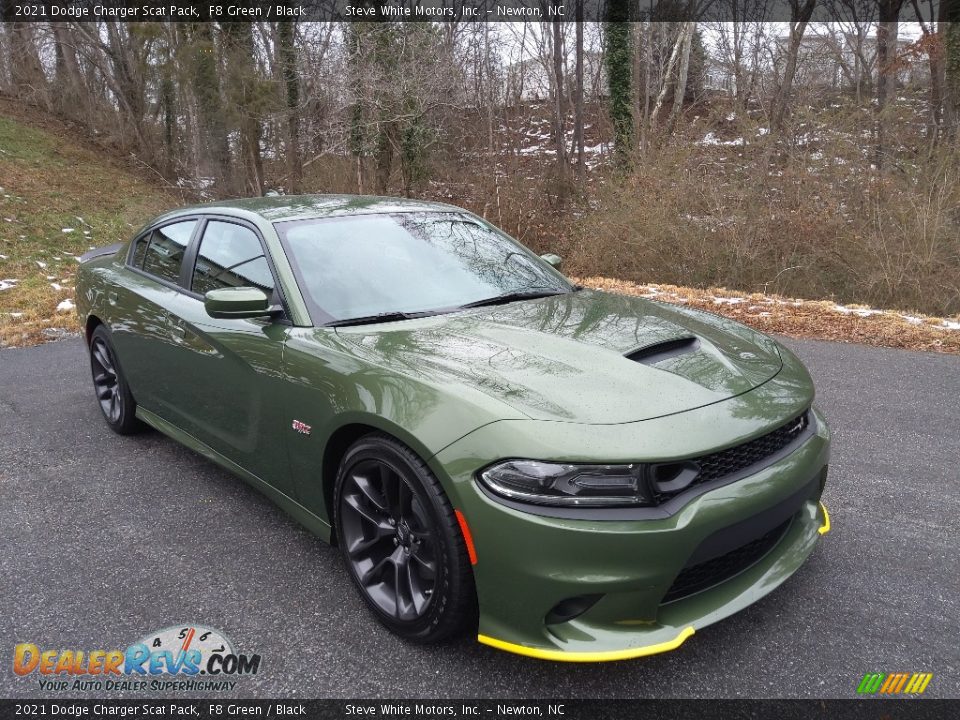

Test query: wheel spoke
[392,551,415,620]
[346,533,387,559]
[97,386,113,400]
[359,546,399,587]
[406,560,430,615]
[411,549,437,579]
[380,464,400,516]
[93,344,113,373]
[352,473,388,513]
[343,493,392,533]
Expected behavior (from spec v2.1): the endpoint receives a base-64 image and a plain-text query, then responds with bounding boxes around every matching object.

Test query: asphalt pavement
[1,337,957,698]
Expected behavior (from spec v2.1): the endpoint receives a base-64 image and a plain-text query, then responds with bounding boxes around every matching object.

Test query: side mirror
[540,253,563,270]
[204,287,272,319]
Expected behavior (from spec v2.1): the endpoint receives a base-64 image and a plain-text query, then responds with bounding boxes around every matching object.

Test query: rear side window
[191,221,275,295]
[135,220,197,284]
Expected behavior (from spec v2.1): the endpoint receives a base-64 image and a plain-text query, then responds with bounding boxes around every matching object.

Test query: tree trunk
[574,6,585,182]
[667,22,695,134]
[771,0,817,135]
[605,0,634,168]
[276,19,302,193]
[52,23,85,122]
[551,19,568,192]
[944,5,960,136]
[875,2,904,170]
[650,23,688,132]
[8,23,48,107]
[190,23,231,186]
[374,125,394,195]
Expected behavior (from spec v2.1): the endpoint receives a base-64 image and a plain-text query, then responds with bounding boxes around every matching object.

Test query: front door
[166,218,292,494]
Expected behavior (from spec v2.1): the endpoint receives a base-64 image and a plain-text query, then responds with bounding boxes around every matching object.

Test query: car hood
[333,290,784,424]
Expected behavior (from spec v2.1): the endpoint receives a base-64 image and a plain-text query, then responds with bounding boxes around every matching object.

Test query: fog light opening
[545,594,604,625]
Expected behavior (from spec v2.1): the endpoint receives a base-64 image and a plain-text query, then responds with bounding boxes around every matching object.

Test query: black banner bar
[1,700,959,720]
[0,0,947,23]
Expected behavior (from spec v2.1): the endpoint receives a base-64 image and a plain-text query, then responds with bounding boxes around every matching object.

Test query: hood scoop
[626,336,700,365]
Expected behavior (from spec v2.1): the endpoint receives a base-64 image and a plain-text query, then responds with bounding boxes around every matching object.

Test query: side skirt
[135,406,332,543]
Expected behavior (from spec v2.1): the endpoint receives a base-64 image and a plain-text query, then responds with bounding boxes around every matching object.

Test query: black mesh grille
[696,411,810,483]
[661,518,792,603]
[653,410,811,504]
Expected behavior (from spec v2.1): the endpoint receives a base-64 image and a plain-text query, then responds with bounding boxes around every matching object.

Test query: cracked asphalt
[1,337,957,699]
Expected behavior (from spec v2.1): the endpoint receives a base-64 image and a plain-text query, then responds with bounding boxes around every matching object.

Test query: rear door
[110,218,200,417]
[166,217,293,493]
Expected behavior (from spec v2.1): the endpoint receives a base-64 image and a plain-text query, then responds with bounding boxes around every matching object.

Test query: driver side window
[191,221,275,296]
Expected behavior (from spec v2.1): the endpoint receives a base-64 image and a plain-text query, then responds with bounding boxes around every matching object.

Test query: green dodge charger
[76,195,831,662]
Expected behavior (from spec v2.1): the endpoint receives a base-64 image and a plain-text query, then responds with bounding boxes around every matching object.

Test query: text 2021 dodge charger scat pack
[76,195,831,661]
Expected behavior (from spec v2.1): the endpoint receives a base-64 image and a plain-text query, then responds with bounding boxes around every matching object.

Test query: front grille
[696,411,810,483]
[653,410,811,503]
[661,517,792,603]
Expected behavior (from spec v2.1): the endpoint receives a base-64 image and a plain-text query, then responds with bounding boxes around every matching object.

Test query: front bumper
[433,405,831,661]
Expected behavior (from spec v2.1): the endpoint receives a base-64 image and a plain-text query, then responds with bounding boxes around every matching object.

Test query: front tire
[334,433,477,643]
[89,325,143,435]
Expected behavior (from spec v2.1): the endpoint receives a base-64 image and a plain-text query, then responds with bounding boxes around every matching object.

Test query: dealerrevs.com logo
[13,625,262,692]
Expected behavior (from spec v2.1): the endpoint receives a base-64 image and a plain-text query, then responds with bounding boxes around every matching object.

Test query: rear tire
[88,325,144,435]
[334,433,477,643]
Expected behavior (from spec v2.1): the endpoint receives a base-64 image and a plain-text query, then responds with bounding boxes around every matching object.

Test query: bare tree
[574,6,585,182]
[771,0,818,135]
[875,0,905,169]
[275,19,302,192]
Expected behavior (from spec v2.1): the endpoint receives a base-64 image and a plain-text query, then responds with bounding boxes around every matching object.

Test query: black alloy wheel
[335,434,477,642]
[88,325,143,435]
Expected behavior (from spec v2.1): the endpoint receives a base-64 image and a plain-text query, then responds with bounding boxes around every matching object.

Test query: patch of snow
[757,128,770,136]
[62,228,75,233]
[942,320,960,331]
[712,297,745,305]
[1,278,19,291]
[900,315,923,325]
[0,254,7,259]
[51,283,62,291]
[56,299,75,313]
[8,312,23,319]
[698,132,745,147]
[833,304,885,318]
[36,261,47,269]
[725,112,737,121]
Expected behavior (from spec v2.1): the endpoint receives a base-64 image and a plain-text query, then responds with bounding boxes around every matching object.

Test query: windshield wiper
[458,289,568,310]
[326,310,449,328]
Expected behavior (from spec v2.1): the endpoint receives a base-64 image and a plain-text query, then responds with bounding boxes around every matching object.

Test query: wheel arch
[320,416,449,545]
[84,314,104,346]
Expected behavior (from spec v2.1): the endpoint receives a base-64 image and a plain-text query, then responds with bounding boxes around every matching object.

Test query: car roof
[152,194,465,225]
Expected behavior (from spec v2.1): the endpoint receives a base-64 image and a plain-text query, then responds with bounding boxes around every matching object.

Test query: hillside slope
[0,103,177,347]
[0,104,957,354]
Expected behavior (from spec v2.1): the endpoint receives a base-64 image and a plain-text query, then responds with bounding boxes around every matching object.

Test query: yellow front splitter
[477,625,695,663]
[818,501,831,535]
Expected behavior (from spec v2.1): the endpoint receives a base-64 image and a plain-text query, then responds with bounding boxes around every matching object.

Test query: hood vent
[626,336,700,365]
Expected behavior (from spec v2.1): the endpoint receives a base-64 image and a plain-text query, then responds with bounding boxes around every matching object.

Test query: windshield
[276,212,572,323]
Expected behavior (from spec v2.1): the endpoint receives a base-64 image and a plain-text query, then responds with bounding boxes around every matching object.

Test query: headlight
[478,460,656,507]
